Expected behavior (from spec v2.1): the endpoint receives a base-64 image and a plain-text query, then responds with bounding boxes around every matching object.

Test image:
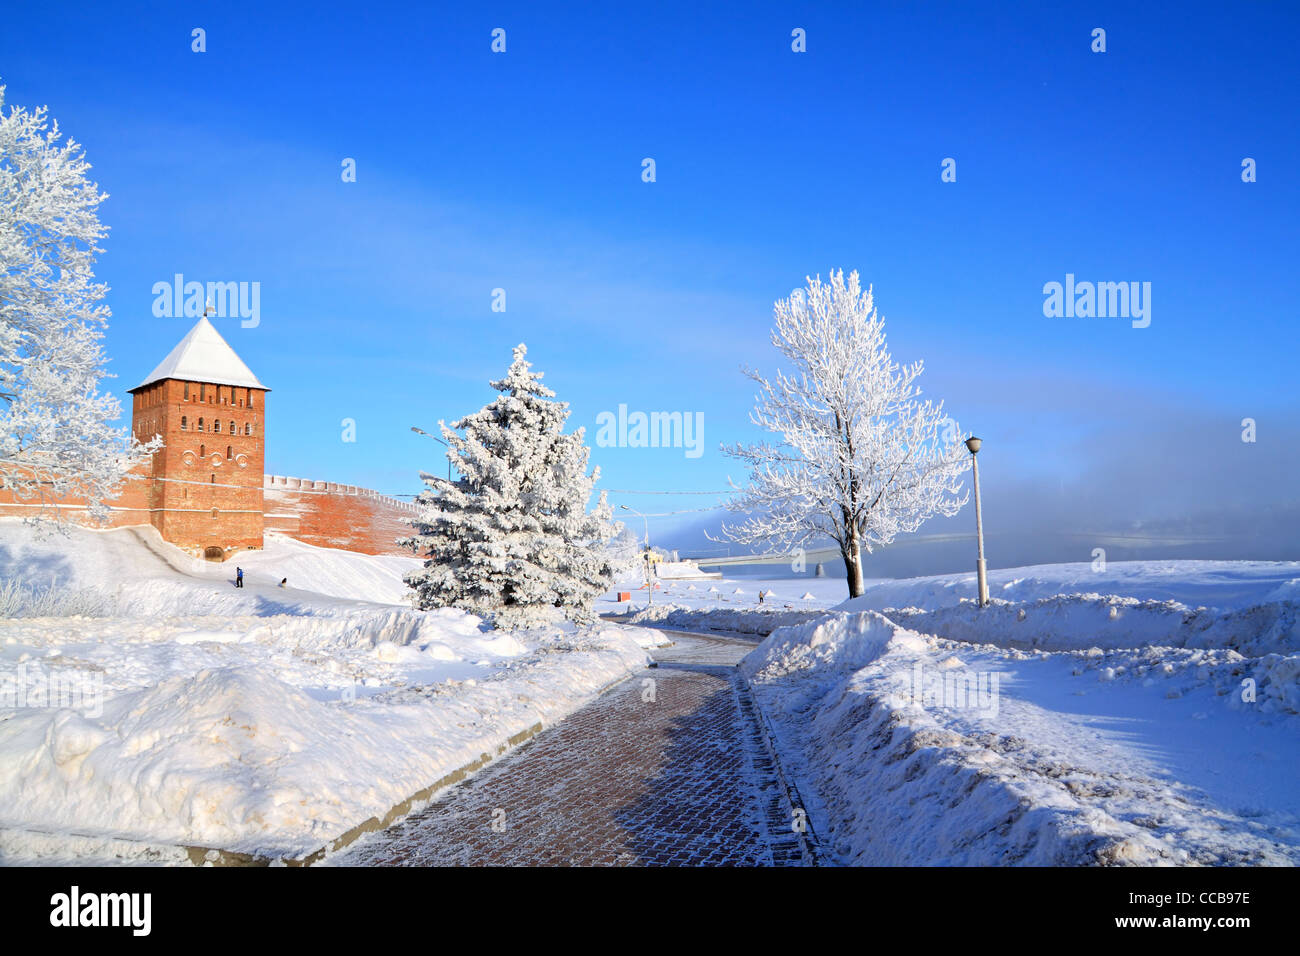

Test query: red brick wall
[0,462,153,527]
[263,476,418,557]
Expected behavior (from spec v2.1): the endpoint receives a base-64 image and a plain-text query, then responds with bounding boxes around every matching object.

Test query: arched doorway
[203,546,224,562]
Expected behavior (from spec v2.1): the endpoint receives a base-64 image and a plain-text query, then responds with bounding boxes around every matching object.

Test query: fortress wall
[0,466,154,528]
[262,475,419,557]
[0,469,418,560]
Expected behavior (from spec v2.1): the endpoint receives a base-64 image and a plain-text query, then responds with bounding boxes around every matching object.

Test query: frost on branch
[719,269,970,597]
[401,344,616,629]
[0,86,161,528]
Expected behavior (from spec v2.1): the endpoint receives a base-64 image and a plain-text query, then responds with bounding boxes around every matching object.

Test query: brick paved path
[333,630,806,866]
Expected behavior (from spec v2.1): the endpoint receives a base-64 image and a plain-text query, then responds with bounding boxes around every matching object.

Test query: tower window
[226,446,232,459]
[200,444,206,458]
[246,423,254,436]
[210,475,215,484]
[229,421,235,434]
[184,383,190,400]
[248,393,255,408]
[213,420,221,434]
[181,416,188,431]
[211,508,218,518]
[197,417,204,432]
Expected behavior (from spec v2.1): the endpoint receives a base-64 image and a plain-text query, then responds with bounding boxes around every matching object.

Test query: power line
[625,506,726,517]
[605,489,732,495]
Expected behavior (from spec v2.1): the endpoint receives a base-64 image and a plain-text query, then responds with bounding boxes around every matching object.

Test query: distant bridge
[684,529,1228,568]
[684,533,990,568]
[687,546,843,568]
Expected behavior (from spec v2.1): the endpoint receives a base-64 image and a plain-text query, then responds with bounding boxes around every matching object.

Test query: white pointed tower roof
[130,316,267,392]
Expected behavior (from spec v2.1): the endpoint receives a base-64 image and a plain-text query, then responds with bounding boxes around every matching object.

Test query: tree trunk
[843,532,865,598]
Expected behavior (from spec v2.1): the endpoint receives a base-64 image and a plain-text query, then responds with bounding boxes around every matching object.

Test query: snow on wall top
[130,316,266,392]
[263,475,419,513]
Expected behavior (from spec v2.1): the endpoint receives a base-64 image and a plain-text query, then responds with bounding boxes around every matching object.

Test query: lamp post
[965,436,990,608]
[411,426,452,481]
[619,504,654,607]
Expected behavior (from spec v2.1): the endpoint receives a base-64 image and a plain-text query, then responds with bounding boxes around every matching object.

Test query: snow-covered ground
[729,561,1300,865]
[8,531,1294,867]
[604,573,843,635]
[0,520,662,863]
[608,559,1300,635]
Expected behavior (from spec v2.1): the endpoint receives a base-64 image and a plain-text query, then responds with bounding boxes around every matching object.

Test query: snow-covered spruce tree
[401,344,615,629]
[719,270,970,598]
[0,86,160,525]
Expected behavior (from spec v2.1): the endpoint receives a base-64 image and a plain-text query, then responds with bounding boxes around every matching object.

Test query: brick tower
[127,316,268,560]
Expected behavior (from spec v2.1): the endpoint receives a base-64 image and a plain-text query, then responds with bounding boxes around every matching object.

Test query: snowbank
[884,594,1300,657]
[842,559,1300,615]
[0,625,644,858]
[627,602,823,636]
[0,521,651,860]
[743,610,1300,865]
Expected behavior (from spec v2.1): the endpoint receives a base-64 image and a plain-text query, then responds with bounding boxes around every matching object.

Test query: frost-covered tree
[402,344,615,629]
[719,270,970,597]
[605,521,647,588]
[0,86,160,525]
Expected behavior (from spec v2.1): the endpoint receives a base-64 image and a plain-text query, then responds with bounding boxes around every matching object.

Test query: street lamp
[411,426,452,481]
[620,504,654,607]
[965,436,990,608]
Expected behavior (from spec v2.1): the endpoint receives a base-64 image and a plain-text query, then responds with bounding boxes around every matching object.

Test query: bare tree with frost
[720,270,970,597]
[0,86,160,525]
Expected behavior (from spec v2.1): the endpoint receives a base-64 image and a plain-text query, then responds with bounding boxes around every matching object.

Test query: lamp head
[965,436,982,455]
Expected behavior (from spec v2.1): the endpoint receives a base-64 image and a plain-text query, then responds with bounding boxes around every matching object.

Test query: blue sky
[3,1,1297,570]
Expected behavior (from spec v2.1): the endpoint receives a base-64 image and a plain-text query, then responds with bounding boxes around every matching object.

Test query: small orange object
[617,591,631,602]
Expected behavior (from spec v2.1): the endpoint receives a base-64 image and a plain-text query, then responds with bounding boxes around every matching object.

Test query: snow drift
[883,593,1300,658]
[0,520,652,860]
[743,609,1300,866]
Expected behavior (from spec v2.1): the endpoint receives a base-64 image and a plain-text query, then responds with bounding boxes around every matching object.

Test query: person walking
[279,577,287,588]
[235,567,244,589]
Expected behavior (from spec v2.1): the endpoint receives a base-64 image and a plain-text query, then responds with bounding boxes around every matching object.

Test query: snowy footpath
[625,560,1300,865]
[733,561,1300,868]
[0,521,660,863]
[330,629,806,867]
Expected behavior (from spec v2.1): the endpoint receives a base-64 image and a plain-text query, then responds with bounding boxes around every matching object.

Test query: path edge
[736,668,826,866]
